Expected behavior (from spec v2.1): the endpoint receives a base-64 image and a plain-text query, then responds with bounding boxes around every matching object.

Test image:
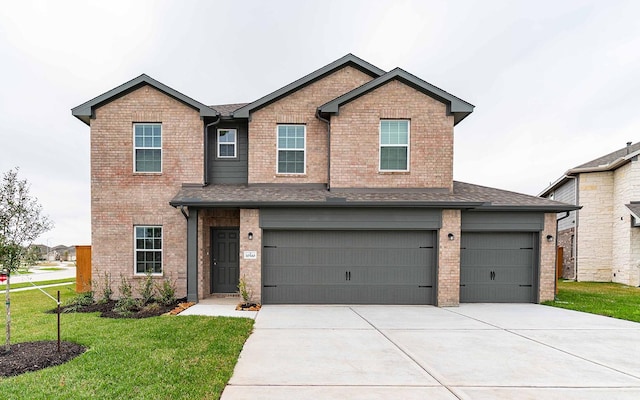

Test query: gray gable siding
[207,121,248,184]
[551,178,577,231]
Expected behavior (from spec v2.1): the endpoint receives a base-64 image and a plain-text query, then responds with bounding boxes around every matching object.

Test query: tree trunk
[5,272,10,353]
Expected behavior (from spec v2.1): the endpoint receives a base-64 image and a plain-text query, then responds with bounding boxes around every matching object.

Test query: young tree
[0,168,53,352]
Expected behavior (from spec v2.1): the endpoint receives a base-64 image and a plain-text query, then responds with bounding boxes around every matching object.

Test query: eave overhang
[71,74,218,125]
[539,149,640,197]
[318,68,475,126]
[232,54,385,119]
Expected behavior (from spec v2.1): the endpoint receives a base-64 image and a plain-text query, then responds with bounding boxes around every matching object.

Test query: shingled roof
[540,141,640,196]
[170,181,575,211]
[575,141,640,169]
[210,103,249,117]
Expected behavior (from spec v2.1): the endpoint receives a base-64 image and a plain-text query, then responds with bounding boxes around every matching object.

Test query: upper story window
[277,125,305,174]
[134,226,162,275]
[380,120,410,171]
[134,123,162,172]
[217,129,237,158]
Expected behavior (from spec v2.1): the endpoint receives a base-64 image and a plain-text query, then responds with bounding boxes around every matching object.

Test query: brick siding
[90,84,203,298]
[539,213,558,302]
[437,210,461,306]
[330,80,454,190]
[248,66,375,184]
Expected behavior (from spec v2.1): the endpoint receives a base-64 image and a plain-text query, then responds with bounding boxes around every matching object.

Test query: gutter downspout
[555,210,571,298]
[315,109,331,191]
[203,115,222,186]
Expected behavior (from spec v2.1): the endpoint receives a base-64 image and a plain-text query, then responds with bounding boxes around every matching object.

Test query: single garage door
[262,230,436,304]
[460,232,537,303]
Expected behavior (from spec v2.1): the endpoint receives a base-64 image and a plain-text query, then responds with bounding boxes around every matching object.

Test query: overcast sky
[1,0,639,246]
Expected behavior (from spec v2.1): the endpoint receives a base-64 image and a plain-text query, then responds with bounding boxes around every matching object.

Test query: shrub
[115,275,136,316]
[155,277,177,306]
[96,271,113,303]
[137,271,155,306]
[63,291,94,313]
[238,275,252,303]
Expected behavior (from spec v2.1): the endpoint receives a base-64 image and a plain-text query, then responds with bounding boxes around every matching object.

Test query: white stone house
[540,142,640,286]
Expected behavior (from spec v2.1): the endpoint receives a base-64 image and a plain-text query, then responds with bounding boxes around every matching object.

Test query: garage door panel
[263,230,435,304]
[264,284,432,305]
[461,232,537,303]
[460,283,533,303]
[264,248,429,267]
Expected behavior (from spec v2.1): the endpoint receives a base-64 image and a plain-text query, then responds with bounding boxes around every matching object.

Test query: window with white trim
[217,129,237,158]
[277,125,305,174]
[380,120,410,171]
[135,226,162,274]
[134,123,162,172]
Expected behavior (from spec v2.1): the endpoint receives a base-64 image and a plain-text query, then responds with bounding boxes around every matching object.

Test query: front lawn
[0,288,254,399]
[543,280,640,322]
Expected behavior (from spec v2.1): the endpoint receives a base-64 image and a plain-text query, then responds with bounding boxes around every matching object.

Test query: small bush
[138,271,155,306]
[238,275,252,303]
[155,277,177,306]
[115,275,136,316]
[98,271,113,303]
[63,291,95,313]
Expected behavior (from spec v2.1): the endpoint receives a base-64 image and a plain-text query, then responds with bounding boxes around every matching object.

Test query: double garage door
[262,230,436,304]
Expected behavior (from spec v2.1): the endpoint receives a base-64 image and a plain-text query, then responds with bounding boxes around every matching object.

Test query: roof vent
[627,142,632,154]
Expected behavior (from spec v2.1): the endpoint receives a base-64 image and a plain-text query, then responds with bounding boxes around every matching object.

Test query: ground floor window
[135,226,162,274]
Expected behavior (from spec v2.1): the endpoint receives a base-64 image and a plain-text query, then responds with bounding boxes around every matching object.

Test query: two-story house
[540,141,640,287]
[72,54,574,306]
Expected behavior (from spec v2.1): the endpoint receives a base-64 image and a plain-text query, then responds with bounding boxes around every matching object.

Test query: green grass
[0,288,254,399]
[543,280,640,322]
[0,278,75,291]
[37,267,65,271]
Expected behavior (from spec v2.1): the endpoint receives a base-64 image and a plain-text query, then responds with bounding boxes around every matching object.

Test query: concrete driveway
[221,304,640,399]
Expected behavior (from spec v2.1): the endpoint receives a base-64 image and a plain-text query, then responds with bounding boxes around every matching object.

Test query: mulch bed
[0,341,86,377]
[47,298,188,319]
[2,298,191,377]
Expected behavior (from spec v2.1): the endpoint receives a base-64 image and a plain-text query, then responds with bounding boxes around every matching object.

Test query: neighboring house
[72,54,574,306]
[540,142,640,287]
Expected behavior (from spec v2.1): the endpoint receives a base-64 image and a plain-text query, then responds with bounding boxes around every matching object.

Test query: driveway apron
[221,304,640,400]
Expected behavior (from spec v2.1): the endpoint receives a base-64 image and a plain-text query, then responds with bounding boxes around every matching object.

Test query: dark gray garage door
[262,230,436,304]
[460,232,537,303]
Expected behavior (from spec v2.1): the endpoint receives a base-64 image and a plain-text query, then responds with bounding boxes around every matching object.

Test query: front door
[211,228,240,293]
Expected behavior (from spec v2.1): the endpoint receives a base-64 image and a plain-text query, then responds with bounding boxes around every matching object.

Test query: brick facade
[248,66,374,184]
[330,80,454,190]
[90,84,203,298]
[557,227,575,279]
[239,209,261,302]
[539,213,558,302]
[437,210,461,306]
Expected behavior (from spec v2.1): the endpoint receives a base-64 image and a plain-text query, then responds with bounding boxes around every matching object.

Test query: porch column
[437,209,461,306]
[187,208,199,302]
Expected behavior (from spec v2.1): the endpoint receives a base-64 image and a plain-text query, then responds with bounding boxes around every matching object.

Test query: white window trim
[217,128,237,159]
[379,119,410,172]
[133,123,162,173]
[134,225,163,276]
[276,124,306,175]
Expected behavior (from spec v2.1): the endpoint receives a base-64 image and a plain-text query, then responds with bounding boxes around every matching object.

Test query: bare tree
[0,168,53,352]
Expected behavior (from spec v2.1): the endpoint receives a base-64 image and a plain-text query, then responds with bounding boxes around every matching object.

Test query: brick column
[539,213,558,302]
[240,209,262,303]
[438,209,461,306]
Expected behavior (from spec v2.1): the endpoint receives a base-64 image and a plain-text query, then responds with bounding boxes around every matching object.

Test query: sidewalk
[2,262,76,292]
